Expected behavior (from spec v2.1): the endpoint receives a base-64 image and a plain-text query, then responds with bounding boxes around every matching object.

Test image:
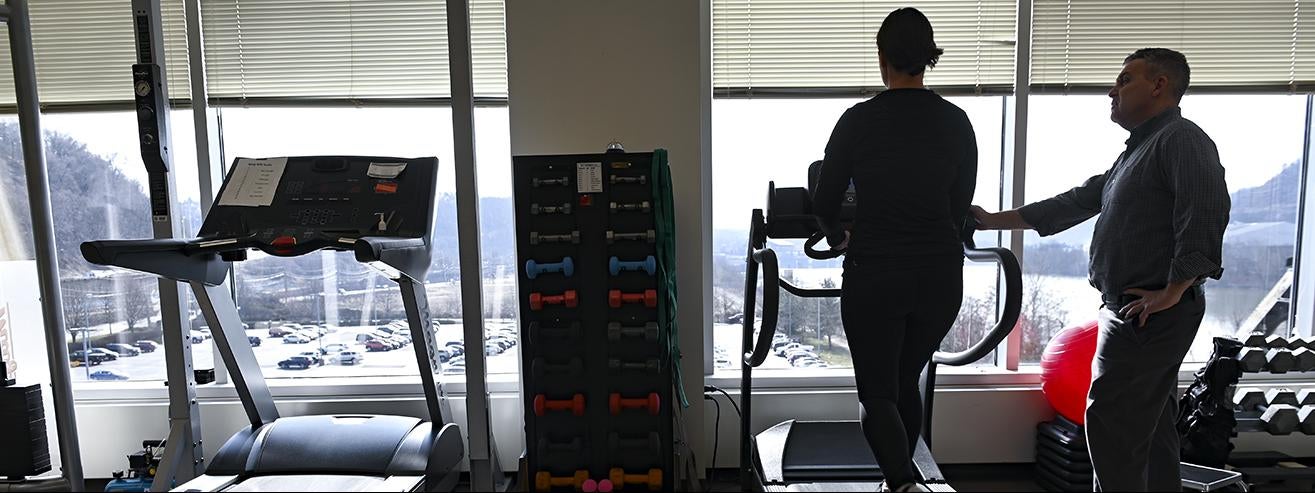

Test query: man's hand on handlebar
[830,230,850,251]
[970,205,1033,231]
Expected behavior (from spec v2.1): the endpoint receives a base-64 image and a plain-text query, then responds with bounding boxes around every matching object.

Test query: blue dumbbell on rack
[609,255,656,276]
[526,256,575,279]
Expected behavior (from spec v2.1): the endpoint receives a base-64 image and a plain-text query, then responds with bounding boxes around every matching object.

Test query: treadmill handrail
[744,248,780,368]
[81,238,229,286]
[932,244,1022,366]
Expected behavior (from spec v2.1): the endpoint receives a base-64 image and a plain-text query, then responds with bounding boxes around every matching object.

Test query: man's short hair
[1124,48,1190,101]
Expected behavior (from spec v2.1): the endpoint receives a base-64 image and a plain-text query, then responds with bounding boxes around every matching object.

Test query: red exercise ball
[1039,320,1100,425]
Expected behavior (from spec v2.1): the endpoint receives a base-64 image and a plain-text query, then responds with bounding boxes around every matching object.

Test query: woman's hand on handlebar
[829,230,850,251]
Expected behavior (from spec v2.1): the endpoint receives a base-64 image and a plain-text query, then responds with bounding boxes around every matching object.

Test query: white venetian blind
[712,0,1018,95]
[1032,0,1314,92]
[0,0,191,108]
[201,0,508,103]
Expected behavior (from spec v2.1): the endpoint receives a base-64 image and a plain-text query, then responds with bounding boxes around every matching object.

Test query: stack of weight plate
[1036,415,1093,492]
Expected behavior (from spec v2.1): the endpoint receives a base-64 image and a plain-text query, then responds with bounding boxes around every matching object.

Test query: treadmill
[82,155,464,492]
[739,161,1023,492]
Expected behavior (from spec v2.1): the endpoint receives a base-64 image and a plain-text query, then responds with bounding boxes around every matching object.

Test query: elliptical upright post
[130,1,206,490]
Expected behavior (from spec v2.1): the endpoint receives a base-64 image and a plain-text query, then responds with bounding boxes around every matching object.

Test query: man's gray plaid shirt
[1018,107,1231,302]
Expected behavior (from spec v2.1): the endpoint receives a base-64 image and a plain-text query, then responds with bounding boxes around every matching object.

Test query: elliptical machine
[739,161,1023,492]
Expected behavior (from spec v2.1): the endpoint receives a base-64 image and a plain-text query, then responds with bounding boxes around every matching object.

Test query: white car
[283,334,311,344]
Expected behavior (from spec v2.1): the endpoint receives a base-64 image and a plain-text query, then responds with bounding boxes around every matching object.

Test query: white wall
[505,0,713,479]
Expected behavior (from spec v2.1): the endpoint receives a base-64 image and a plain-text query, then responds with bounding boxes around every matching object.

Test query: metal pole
[7,0,85,489]
[445,0,502,490]
[998,0,1032,371]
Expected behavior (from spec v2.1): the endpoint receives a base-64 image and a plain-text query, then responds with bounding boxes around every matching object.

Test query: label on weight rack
[577,162,602,193]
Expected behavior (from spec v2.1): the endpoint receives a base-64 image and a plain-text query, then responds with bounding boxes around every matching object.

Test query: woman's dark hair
[876,8,944,76]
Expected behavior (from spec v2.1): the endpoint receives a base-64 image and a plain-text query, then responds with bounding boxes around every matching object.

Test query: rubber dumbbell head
[608,289,658,308]
[606,322,660,342]
[1235,387,1267,410]
[1262,404,1300,435]
[1244,332,1268,348]
[1267,334,1290,349]
[532,357,585,378]
[1298,389,1315,406]
[1300,406,1315,435]
[1268,348,1296,373]
[1294,347,1315,372]
[1267,388,1299,406]
[1239,348,1267,372]
[535,470,589,492]
[529,290,579,311]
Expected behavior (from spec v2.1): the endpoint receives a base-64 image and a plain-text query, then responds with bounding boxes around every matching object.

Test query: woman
[812,7,977,493]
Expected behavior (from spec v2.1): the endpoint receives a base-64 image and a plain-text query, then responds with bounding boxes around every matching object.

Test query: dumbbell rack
[514,148,673,492]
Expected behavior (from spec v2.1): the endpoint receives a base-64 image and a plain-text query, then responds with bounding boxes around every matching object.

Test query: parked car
[268,325,296,337]
[89,369,130,381]
[322,343,350,354]
[69,350,105,366]
[283,334,311,344]
[189,331,206,344]
[134,340,160,353]
[105,343,141,357]
[277,356,314,370]
[298,352,323,365]
[337,351,362,365]
[89,348,120,361]
[247,336,262,347]
[365,340,392,352]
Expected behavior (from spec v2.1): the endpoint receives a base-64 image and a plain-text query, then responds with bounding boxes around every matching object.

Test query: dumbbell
[535,436,584,460]
[608,432,661,457]
[608,358,660,373]
[609,289,657,308]
[531,176,570,187]
[607,322,659,342]
[534,393,586,416]
[605,229,656,244]
[530,290,578,311]
[1239,347,1296,373]
[1243,332,1280,348]
[530,231,581,245]
[607,468,662,491]
[534,470,588,492]
[581,479,614,493]
[1295,347,1315,372]
[1293,336,1315,351]
[532,357,585,378]
[1235,387,1300,434]
[609,174,647,185]
[529,321,582,343]
[609,392,661,415]
[530,202,573,215]
[526,257,575,279]
[609,256,656,276]
[609,200,651,213]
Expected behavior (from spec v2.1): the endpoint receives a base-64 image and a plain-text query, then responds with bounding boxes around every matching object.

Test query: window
[711,96,1007,372]
[1020,94,1307,364]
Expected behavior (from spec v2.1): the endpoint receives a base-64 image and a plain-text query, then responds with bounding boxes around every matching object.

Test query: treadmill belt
[781,422,883,480]
[222,474,396,492]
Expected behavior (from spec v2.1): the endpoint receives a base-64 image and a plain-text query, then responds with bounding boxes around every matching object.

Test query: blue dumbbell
[609,255,656,276]
[526,257,575,279]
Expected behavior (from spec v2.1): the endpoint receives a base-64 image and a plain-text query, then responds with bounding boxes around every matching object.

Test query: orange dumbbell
[535,470,589,492]
[607,289,657,308]
[609,392,660,416]
[530,290,578,311]
[608,468,662,491]
[534,393,586,416]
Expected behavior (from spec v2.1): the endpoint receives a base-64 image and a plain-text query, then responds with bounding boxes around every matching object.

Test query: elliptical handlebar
[932,242,1022,366]
[803,231,845,260]
[744,248,781,367]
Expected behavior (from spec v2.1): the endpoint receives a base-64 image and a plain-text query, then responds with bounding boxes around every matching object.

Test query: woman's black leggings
[840,257,963,488]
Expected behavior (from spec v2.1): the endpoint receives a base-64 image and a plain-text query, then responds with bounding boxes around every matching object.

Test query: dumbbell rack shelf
[514,148,673,492]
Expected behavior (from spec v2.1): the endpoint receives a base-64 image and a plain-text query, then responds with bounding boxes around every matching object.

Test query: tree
[1019,275,1073,362]
[122,279,155,334]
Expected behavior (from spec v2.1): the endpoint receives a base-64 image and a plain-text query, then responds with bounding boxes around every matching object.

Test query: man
[972,48,1229,491]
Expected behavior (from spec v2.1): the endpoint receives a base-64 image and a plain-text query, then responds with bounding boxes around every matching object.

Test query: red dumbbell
[608,468,662,491]
[530,290,579,311]
[607,289,657,308]
[608,392,660,416]
[535,470,589,492]
[534,393,586,416]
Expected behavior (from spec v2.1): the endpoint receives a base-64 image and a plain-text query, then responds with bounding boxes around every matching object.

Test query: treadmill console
[198,156,438,258]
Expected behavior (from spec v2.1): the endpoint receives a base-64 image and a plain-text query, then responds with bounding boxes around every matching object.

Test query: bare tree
[63,288,92,345]
[1019,275,1073,362]
[123,280,155,334]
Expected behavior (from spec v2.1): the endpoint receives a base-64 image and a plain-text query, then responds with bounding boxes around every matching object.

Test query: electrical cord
[704,394,721,492]
[705,385,742,421]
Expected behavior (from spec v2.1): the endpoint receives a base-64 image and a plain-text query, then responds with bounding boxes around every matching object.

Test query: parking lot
[70,319,522,382]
